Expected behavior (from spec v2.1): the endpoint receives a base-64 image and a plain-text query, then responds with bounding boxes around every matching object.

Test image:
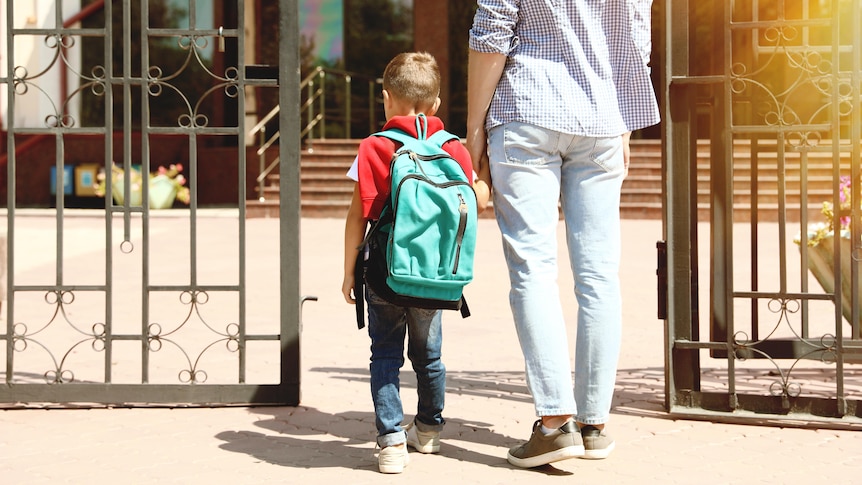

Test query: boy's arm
[466,50,506,212]
[342,185,366,304]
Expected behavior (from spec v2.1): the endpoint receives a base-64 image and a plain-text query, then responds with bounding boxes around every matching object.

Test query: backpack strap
[415,113,429,139]
[354,209,391,330]
[459,296,470,318]
[373,128,459,156]
[427,129,460,148]
[372,128,416,148]
[372,115,459,150]
[354,246,366,329]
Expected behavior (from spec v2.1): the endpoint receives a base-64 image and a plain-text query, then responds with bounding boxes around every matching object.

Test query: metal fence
[662,0,862,426]
[0,0,302,407]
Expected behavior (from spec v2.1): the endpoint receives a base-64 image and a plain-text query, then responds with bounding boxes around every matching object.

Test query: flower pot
[802,230,859,325]
[111,181,142,207]
[148,175,178,209]
[111,176,177,209]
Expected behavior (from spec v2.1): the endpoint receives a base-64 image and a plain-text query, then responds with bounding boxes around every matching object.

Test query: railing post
[319,70,326,140]
[299,67,383,142]
[368,80,375,134]
[258,126,266,201]
[307,78,315,144]
[345,75,352,139]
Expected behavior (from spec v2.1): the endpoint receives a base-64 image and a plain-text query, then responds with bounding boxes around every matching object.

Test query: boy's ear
[427,97,441,116]
[382,89,392,109]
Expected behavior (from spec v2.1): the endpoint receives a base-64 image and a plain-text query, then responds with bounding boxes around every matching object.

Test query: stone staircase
[248,138,850,222]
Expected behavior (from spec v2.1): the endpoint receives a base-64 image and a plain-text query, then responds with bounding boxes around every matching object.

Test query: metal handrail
[251,66,381,201]
[299,66,381,142]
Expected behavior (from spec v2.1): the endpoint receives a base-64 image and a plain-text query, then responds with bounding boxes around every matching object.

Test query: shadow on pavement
[215,406,538,473]
[214,366,674,474]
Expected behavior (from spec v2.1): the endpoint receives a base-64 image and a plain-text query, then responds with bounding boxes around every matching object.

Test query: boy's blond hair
[382,52,440,110]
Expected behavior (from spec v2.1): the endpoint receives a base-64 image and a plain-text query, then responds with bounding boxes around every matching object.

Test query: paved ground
[1,214,860,484]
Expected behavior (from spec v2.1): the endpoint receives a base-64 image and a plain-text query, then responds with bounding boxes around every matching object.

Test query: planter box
[802,231,859,326]
[111,175,178,209]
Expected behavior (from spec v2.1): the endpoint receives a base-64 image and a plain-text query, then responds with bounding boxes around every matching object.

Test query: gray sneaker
[506,420,585,468]
[580,425,615,459]
[405,421,440,454]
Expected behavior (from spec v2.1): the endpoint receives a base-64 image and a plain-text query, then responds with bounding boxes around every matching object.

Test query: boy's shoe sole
[405,421,441,454]
[580,425,615,459]
[506,420,584,468]
[378,443,409,474]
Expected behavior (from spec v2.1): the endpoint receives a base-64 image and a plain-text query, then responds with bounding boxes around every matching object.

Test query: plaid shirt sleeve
[607,0,661,132]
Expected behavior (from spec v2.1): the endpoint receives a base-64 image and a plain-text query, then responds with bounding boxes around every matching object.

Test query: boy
[341,52,489,474]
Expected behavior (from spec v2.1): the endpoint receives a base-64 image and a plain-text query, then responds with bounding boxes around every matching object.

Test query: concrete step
[250,139,856,221]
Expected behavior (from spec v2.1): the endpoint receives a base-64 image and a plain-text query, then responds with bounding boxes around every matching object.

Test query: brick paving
[1,214,860,484]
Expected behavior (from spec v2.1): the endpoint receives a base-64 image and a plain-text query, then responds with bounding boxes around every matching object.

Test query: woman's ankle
[577,422,605,431]
[540,415,572,429]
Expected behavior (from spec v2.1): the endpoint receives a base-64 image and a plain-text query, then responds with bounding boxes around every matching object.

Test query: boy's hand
[474,179,491,213]
[342,274,356,304]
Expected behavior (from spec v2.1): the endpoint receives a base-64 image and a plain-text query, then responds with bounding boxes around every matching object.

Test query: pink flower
[839,175,851,205]
[825,174,858,231]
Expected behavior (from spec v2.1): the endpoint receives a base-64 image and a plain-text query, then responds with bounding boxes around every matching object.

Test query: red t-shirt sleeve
[356,136,396,220]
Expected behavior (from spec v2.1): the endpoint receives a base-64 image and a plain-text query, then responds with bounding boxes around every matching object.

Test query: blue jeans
[366,286,446,448]
[488,122,624,426]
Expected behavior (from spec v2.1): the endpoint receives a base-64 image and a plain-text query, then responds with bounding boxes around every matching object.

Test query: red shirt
[356,115,473,220]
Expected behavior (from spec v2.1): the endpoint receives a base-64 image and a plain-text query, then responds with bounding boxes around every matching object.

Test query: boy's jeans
[366,286,446,448]
[488,121,624,426]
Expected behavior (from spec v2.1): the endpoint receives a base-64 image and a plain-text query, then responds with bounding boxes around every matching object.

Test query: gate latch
[657,240,668,320]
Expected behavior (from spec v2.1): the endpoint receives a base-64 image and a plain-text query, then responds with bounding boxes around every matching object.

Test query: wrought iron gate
[662,0,862,425]
[0,0,302,406]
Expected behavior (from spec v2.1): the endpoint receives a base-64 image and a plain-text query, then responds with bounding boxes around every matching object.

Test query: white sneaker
[405,421,441,454]
[378,443,409,474]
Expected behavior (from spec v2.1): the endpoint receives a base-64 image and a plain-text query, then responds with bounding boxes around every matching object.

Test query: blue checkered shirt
[469,0,660,136]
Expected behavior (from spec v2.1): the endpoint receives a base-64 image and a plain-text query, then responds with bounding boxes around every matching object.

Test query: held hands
[474,179,491,213]
[466,123,492,213]
[622,131,632,177]
[471,152,492,214]
[473,164,492,213]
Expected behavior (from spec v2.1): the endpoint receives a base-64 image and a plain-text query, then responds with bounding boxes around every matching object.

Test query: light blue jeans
[488,122,624,426]
[365,286,446,448]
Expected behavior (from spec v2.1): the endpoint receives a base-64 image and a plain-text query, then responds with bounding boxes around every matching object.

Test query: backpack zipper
[453,193,468,274]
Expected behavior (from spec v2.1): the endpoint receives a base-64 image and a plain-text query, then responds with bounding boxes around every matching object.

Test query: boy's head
[382,52,441,117]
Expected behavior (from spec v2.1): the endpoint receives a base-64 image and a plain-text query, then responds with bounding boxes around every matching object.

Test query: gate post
[278,0,302,405]
[662,0,701,409]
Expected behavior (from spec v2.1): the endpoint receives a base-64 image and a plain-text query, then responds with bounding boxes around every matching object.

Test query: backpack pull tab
[453,193,469,274]
[415,113,428,140]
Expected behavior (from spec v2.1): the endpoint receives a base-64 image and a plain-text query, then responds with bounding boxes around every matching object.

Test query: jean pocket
[500,122,553,167]
[589,136,624,173]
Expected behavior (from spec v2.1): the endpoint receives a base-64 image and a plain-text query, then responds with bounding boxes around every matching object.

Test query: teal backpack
[355,114,478,328]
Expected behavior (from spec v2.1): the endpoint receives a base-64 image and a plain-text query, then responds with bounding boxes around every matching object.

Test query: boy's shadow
[215,406,573,476]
